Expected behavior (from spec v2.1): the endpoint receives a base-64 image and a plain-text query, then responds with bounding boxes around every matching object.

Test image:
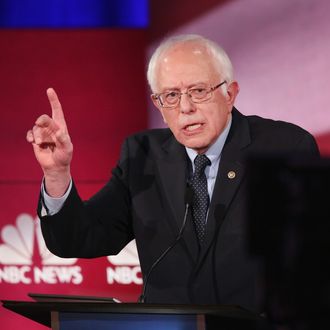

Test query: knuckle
[36,114,51,126]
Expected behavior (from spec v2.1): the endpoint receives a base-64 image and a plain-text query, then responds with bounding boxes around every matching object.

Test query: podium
[1,294,264,330]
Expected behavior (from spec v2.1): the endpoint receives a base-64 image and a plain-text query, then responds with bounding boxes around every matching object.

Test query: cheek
[207,111,228,134]
[157,108,168,124]
[161,112,178,128]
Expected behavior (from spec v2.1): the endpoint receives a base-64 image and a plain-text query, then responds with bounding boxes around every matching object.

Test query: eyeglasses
[152,81,227,109]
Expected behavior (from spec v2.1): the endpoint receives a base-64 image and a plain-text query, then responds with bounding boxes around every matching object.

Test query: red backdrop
[0,29,147,329]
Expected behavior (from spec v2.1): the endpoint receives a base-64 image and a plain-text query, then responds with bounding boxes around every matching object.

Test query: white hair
[147,34,234,92]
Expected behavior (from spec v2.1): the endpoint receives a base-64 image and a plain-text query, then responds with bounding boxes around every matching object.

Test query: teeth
[186,124,201,131]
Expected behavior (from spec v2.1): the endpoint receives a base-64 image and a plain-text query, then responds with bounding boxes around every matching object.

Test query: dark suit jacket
[39,108,319,312]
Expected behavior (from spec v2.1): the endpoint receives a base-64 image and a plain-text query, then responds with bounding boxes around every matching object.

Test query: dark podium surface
[2,295,263,329]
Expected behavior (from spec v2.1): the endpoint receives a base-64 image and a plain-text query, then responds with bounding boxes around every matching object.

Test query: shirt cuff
[40,179,73,216]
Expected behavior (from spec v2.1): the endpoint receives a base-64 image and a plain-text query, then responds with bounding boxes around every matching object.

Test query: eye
[165,91,180,103]
[166,91,179,98]
[190,87,207,99]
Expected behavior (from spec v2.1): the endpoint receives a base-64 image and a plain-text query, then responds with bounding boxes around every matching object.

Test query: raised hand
[26,88,73,197]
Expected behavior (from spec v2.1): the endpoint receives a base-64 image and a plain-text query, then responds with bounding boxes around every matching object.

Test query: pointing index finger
[47,87,67,129]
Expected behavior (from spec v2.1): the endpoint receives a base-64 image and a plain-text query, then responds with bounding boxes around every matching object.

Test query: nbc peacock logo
[106,240,142,285]
[0,213,82,284]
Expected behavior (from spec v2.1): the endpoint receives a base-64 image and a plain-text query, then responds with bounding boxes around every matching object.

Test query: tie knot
[194,154,211,175]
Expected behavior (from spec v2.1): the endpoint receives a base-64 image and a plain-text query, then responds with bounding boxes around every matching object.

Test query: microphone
[138,185,193,303]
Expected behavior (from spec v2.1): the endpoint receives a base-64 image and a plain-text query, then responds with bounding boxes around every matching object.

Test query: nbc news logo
[0,214,82,284]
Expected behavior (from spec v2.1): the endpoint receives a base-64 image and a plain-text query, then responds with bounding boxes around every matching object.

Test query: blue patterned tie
[191,154,211,244]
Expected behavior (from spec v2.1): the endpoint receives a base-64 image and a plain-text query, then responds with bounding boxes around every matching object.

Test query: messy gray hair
[147,34,234,92]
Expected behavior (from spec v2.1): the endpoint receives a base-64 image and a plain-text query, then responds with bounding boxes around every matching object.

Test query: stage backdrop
[148,0,330,156]
[2,0,330,328]
[0,29,147,329]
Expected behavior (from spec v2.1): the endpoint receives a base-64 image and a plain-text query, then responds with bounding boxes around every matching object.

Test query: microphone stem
[138,202,190,303]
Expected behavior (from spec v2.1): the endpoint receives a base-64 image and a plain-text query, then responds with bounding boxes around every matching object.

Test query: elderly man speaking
[27,34,319,313]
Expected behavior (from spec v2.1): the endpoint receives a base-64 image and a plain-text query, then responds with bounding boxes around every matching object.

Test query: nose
[179,93,196,114]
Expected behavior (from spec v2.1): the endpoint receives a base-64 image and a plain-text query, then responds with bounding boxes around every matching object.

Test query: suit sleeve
[292,130,320,158]
[38,138,134,258]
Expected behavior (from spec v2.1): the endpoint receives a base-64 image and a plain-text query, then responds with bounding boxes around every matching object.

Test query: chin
[183,142,209,153]
[176,134,210,151]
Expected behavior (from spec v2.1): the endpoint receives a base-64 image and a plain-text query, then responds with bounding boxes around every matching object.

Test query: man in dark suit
[26,34,319,313]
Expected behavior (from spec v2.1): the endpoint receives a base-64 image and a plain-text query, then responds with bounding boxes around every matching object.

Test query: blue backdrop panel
[0,0,148,27]
[60,313,198,330]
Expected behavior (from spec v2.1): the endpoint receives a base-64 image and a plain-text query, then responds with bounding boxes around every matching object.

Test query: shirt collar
[185,115,232,165]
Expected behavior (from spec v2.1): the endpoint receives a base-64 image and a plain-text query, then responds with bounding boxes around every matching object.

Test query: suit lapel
[155,134,199,260]
[154,109,251,263]
[200,109,251,259]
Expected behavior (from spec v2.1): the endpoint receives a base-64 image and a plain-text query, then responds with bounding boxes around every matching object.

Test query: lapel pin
[227,171,236,179]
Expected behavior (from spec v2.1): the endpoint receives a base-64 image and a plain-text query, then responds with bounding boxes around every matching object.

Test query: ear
[150,94,167,124]
[225,81,240,106]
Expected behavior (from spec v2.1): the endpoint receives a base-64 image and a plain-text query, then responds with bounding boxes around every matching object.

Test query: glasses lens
[190,88,211,103]
[156,84,218,108]
[166,91,180,105]
[159,91,180,107]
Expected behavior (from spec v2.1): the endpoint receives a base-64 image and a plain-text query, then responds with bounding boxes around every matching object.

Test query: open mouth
[184,123,203,132]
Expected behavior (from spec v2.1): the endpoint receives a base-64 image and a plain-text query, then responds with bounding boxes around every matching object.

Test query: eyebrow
[161,82,209,92]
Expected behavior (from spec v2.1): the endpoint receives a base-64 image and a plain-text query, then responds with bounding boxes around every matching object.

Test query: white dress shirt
[185,116,232,201]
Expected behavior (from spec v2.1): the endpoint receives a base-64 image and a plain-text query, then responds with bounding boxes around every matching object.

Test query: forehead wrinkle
[161,81,211,92]
[192,48,203,55]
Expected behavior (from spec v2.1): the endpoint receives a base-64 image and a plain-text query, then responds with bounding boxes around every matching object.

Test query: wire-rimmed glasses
[152,80,227,109]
